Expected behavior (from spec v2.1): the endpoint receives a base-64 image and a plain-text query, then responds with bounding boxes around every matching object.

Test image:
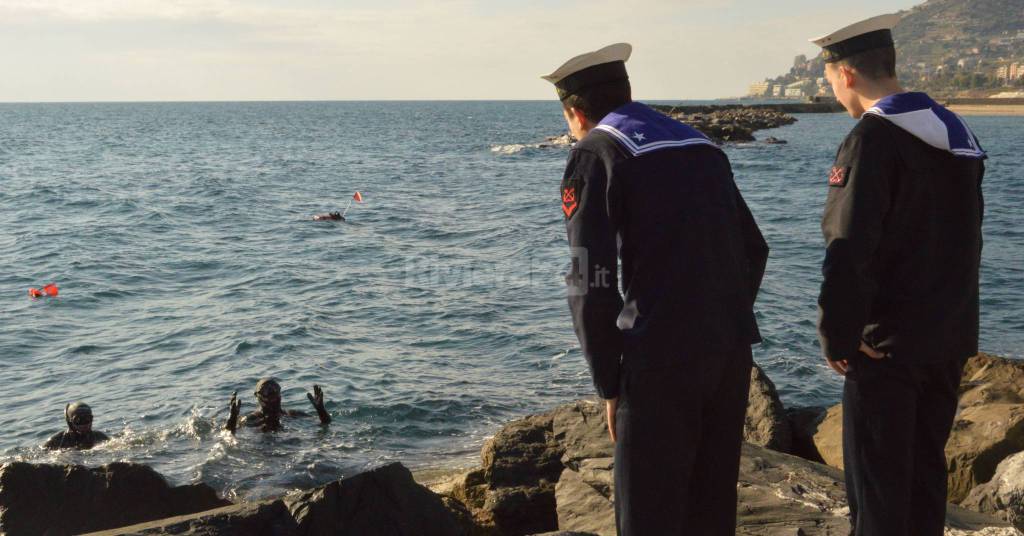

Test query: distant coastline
[945,97,1024,116]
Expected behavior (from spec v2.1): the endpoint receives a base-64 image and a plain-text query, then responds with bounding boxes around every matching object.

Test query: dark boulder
[282,462,466,535]
[785,406,827,464]
[91,462,465,536]
[0,461,230,536]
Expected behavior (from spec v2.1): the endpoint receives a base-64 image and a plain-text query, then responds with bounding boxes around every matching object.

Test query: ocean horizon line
[0,97,741,105]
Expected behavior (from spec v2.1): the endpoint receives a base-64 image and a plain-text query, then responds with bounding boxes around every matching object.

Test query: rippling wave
[0,102,1019,499]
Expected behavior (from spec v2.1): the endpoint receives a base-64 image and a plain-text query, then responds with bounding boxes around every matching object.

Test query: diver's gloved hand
[226,391,241,433]
[307,385,331,425]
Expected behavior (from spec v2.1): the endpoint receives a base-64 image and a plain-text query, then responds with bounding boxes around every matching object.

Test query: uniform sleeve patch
[562,183,580,219]
[828,166,849,187]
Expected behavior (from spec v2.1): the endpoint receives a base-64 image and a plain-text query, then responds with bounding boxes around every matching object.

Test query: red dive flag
[343,191,364,219]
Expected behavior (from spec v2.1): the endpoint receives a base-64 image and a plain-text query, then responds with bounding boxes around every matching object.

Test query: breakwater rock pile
[2,354,1023,535]
[649,106,798,143]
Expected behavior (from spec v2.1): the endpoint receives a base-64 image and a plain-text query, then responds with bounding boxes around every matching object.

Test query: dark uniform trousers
[843,353,967,536]
[614,345,753,535]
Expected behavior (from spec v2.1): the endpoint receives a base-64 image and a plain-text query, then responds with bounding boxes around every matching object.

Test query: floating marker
[342,191,364,219]
[28,283,58,299]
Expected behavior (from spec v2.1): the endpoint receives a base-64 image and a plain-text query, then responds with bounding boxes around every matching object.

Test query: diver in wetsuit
[225,378,331,433]
[44,402,110,450]
[313,212,344,221]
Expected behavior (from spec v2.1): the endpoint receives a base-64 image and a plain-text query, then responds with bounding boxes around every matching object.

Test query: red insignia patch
[562,187,578,218]
[828,166,848,187]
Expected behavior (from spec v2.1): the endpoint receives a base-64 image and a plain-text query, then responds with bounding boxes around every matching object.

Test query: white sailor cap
[541,43,632,101]
[809,14,901,63]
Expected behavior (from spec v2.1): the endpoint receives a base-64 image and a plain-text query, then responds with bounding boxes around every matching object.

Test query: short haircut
[837,46,897,81]
[561,78,632,123]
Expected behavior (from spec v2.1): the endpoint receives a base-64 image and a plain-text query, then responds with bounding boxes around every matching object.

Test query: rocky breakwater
[525,105,798,152]
[647,104,798,143]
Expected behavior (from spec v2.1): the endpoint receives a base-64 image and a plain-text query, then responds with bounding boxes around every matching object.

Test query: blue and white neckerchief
[863,92,986,159]
[593,102,721,157]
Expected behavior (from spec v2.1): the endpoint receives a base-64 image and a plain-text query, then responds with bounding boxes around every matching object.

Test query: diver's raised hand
[307,385,331,425]
[225,391,241,433]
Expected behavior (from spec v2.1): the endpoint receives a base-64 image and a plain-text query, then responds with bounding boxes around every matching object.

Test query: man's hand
[307,385,331,425]
[859,341,886,359]
[826,341,887,376]
[225,391,241,433]
[605,398,618,443]
[825,357,849,376]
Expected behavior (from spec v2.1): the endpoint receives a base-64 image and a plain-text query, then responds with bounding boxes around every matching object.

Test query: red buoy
[28,288,43,298]
[43,284,59,297]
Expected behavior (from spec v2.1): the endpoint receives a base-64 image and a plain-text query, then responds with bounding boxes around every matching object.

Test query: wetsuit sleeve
[94,431,110,443]
[817,123,895,361]
[562,148,624,399]
[735,183,768,303]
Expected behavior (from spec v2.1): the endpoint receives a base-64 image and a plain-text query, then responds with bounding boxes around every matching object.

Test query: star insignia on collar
[632,131,646,142]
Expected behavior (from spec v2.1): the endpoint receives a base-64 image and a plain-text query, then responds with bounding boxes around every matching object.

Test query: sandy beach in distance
[949,104,1024,116]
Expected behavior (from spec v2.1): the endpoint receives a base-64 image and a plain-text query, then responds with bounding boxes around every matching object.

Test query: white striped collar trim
[593,124,720,156]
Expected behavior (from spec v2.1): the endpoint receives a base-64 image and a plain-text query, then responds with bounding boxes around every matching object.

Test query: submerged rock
[0,461,230,536]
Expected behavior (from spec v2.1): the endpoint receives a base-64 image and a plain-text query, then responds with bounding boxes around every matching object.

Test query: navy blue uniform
[560,102,767,534]
[817,92,985,536]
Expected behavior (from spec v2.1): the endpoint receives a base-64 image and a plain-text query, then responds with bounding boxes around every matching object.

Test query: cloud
[0,0,917,101]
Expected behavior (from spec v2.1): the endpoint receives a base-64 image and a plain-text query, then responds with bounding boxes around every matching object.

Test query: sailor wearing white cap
[811,14,986,536]
[543,44,768,535]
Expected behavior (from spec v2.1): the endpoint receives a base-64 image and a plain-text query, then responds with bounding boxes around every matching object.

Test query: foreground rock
[0,461,230,536]
[447,367,791,535]
[962,451,1024,530]
[802,353,1024,504]
[442,398,1016,536]
[745,364,792,453]
[87,463,467,536]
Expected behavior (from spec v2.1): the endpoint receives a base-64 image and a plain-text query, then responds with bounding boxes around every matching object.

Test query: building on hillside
[748,81,773,97]
[784,80,811,98]
[996,63,1022,83]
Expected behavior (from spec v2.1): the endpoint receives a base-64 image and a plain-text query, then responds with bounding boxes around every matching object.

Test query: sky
[0,0,922,102]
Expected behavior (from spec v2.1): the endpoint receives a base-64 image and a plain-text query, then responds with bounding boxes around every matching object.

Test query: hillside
[750,0,1024,99]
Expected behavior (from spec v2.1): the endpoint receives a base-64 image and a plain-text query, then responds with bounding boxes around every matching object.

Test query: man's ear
[839,65,856,89]
[569,106,588,127]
